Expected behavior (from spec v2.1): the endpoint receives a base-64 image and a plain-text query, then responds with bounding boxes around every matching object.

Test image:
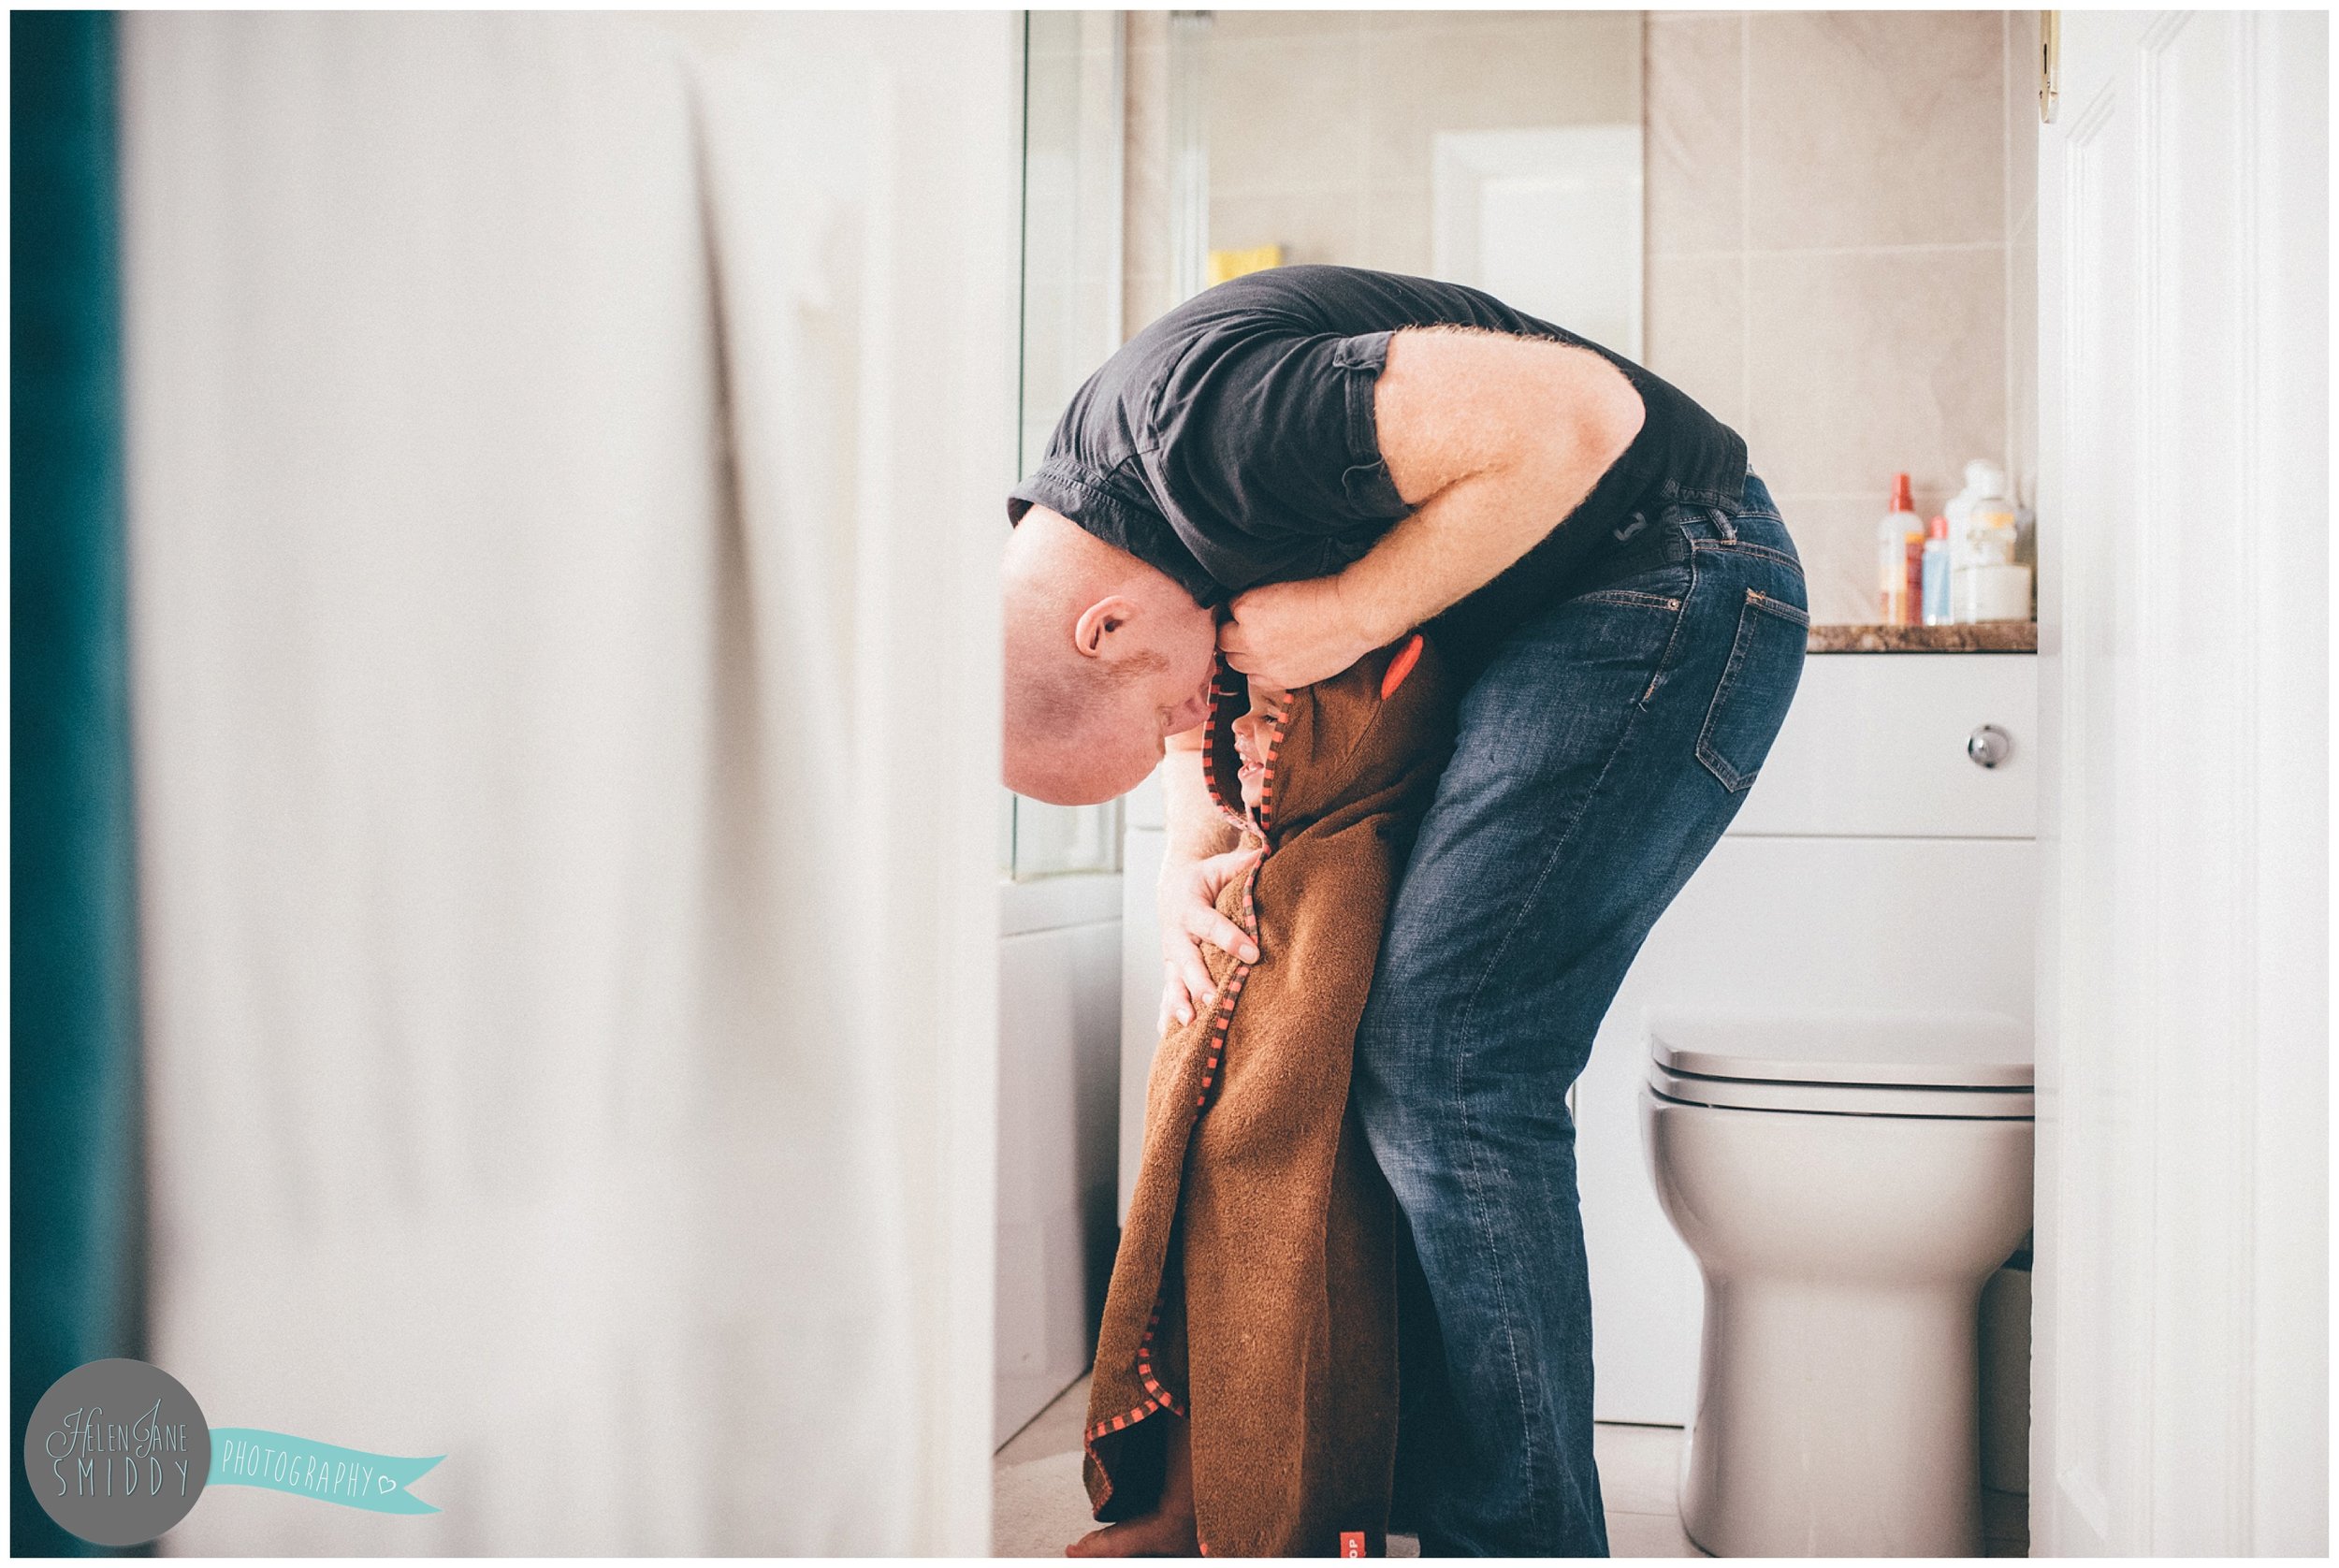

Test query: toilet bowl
[1640,1009,2034,1558]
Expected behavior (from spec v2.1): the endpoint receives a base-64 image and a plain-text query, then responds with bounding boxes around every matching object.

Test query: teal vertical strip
[11,11,144,1557]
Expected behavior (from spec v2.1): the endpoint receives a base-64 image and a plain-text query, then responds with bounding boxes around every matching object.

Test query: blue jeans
[1353,473,1807,1555]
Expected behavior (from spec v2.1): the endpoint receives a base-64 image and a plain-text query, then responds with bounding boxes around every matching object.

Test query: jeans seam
[1573,588,1681,612]
[1636,547,1702,709]
[1444,1053,1548,1542]
[1691,537,1805,573]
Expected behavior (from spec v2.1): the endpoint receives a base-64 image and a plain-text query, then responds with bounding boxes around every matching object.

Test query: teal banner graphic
[208,1429,441,1515]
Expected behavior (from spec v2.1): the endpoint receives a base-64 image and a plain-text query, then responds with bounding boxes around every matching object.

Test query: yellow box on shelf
[1207,243,1285,286]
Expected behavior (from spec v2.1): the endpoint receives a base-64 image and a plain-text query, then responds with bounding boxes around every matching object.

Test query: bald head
[1003,507,1218,805]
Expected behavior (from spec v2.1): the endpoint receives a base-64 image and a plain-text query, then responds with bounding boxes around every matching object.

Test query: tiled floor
[993,1372,2030,1558]
[1592,1421,1704,1556]
[994,1375,1101,1559]
[992,1374,1703,1557]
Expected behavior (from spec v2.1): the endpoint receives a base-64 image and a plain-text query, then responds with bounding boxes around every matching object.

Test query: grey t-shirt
[1007,264,1748,668]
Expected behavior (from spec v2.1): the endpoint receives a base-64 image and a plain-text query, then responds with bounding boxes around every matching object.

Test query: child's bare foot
[1064,1507,1199,1557]
[1066,1413,1197,1557]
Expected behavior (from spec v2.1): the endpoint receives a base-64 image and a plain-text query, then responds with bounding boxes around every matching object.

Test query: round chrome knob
[1968,724,2012,769]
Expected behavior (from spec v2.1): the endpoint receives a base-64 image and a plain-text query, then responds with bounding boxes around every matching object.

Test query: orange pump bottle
[1876,472,1923,625]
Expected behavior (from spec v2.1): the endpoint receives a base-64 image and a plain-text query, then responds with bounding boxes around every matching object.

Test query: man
[1002,265,1807,1555]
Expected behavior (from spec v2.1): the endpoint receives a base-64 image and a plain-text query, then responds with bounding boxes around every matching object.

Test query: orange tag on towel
[1341,1531,1367,1557]
[1379,632,1425,700]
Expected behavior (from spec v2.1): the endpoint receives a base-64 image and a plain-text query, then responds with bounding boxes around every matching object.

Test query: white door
[2036,10,2327,1554]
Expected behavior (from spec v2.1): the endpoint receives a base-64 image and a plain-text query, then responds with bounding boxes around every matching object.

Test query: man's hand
[1156,843,1265,1032]
[1220,574,1384,690]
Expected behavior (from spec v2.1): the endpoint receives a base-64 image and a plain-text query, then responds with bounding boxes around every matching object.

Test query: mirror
[1169,11,1643,349]
[1008,10,1126,879]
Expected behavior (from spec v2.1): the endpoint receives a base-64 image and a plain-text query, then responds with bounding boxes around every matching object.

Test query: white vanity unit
[1580,650,2040,1424]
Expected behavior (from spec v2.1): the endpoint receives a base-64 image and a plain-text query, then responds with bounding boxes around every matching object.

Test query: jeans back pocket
[1696,588,1809,791]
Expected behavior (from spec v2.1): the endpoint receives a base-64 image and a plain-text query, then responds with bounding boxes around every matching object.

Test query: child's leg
[1065,1413,1198,1558]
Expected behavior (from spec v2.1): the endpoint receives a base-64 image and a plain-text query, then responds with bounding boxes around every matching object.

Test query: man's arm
[1218,327,1646,690]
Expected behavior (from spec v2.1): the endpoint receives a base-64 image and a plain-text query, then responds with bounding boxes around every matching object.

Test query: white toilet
[1641,1008,2034,1558]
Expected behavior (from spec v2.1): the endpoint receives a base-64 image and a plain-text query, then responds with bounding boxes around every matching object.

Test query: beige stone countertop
[1808,622,2037,653]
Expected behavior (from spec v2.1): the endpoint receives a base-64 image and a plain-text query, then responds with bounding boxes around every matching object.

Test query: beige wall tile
[1745,246,2007,497]
[1768,492,1911,626]
[1124,269,1172,339]
[1646,13,1744,255]
[2009,220,2038,504]
[1746,10,2006,250]
[1367,9,1634,35]
[1362,181,1432,278]
[1362,12,1641,188]
[1209,186,1368,269]
[1123,19,1170,341]
[1552,8,1647,122]
[1212,9,1364,47]
[2007,8,2040,235]
[1645,253,1746,432]
[1209,36,1367,198]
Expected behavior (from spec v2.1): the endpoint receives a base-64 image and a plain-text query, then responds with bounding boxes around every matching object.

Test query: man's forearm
[1161,738,1239,864]
[1333,328,1646,648]
[1332,450,1609,649]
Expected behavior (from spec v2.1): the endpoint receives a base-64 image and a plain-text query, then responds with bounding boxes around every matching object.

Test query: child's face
[1230,688,1286,813]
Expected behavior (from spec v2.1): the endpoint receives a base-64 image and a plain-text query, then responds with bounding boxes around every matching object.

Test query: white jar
[1954,562,2033,623]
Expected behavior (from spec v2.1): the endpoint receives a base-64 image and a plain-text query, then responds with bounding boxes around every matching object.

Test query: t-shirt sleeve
[1148,326,1414,552]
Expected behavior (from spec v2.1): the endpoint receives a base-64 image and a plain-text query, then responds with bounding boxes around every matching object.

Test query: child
[1070,632,1449,1559]
[1230,680,1287,819]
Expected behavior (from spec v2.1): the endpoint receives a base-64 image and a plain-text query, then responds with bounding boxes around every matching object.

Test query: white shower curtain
[119,12,1011,1553]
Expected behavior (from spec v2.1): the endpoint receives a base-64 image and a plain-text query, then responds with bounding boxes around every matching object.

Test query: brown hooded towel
[1082,632,1457,1558]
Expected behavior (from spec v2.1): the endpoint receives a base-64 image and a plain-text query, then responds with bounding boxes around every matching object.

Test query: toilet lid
[1646,1059,2035,1119]
[1646,1009,2033,1089]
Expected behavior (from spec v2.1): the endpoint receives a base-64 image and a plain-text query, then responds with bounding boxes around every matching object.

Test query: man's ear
[1071,595,1140,660]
